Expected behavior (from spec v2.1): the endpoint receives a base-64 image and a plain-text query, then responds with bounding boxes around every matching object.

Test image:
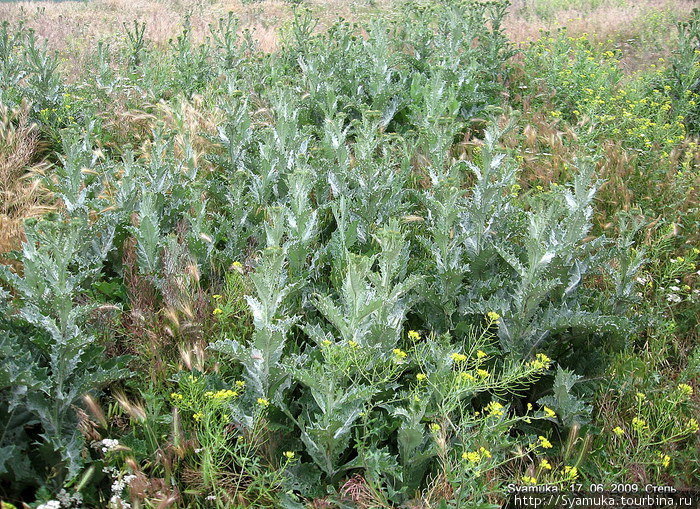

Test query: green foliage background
[0,1,698,507]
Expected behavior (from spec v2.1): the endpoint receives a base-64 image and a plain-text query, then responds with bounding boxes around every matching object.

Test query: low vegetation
[0,0,698,507]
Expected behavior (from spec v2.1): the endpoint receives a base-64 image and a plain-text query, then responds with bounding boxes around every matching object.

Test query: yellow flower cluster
[563,466,578,479]
[543,406,557,418]
[529,353,552,371]
[450,352,467,363]
[532,34,692,157]
[462,447,492,463]
[407,330,421,340]
[257,398,270,407]
[631,417,647,431]
[170,392,184,401]
[462,451,480,462]
[678,383,693,397]
[538,436,552,449]
[486,311,500,323]
[393,348,408,362]
[485,401,505,417]
[205,389,238,401]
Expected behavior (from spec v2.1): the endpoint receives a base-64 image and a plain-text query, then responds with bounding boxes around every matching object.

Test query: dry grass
[0,0,388,63]
[0,101,51,256]
[0,0,694,76]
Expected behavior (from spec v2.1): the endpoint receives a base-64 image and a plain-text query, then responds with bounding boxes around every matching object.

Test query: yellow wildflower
[321,339,332,347]
[563,466,578,479]
[393,348,408,362]
[451,353,467,363]
[429,423,441,432]
[283,451,295,460]
[678,384,693,397]
[348,340,359,349]
[530,353,552,370]
[522,476,537,485]
[541,459,552,470]
[257,398,270,407]
[476,350,487,359]
[193,412,204,421]
[486,311,500,322]
[212,308,223,315]
[463,451,481,463]
[408,330,421,340]
[538,436,552,449]
[612,426,624,436]
[170,392,183,401]
[477,369,490,378]
[632,417,647,431]
[661,454,670,468]
[212,294,222,300]
[485,401,505,417]
[416,373,427,381]
[686,418,699,433]
[543,407,556,418]
[210,389,237,400]
[479,447,492,458]
[459,372,476,382]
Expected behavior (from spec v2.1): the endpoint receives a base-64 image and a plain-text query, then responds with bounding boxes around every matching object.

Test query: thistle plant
[276,169,320,276]
[284,352,379,478]
[211,248,299,401]
[311,224,421,353]
[0,217,128,484]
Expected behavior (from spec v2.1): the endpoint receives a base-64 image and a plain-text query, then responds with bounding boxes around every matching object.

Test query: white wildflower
[37,501,61,509]
[667,294,682,303]
[108,495,131,509]
[100,438,120,453]
[56,489,83,507]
